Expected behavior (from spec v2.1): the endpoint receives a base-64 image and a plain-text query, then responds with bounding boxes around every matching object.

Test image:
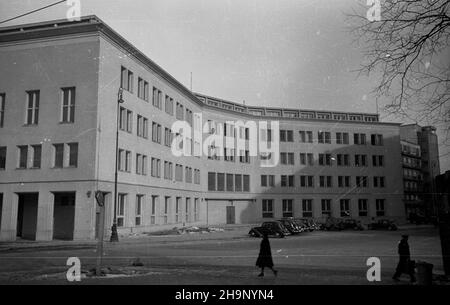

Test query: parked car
[340,218,364,230]
[296,218,315,232]
[367,219,398,231]
[322,217,344,231]
[279,218,302,234]
[248,221,290,238]
[292,219,308,232]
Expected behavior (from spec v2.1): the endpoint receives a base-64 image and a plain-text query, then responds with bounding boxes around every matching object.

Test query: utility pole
[110,88,124,242]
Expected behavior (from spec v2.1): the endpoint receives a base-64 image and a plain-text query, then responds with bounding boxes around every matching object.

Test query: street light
[110,88,125,242]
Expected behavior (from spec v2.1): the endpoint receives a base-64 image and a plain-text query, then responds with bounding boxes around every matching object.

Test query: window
[118,149,131,172]
[226,173,234,191]
[31,145,41,168]
[136,154,148,175]
[0,147,6,170]
[164,161,173,180]
[371,134,383,146]
[152,122,162,143]
[151,157,161,177]
[185,198,191,223]
[175,197,181,223]
[194,198,200,222]
[216,173,225,191]
[150,196,158,225]
[186,167,193,183]
[137,115,148,138]
[243,175,250,192]
[194,169,200,184]
[119,107,132,133]
[282,199,293,217]
[280,130,293,142]
[262,199,274,218]
[337,154,350,166]
[280,152,294,165]
[61,87,75,123]
[120,66,134,92]
[137,78,149,101]
[163,197,170,224]
[261,175,275,187]
[135,195,143,226]
[376,199,385,216]
[318,131,331,144]
[358,199,368,217]
[300,175,314,187]
[152,87,162,109]
[356,176,368,187]
[17,145,28,169]
[354,133,366,145]
[0,93,5,127]
[235,174,242,192]
[321,199,331,216]
[176,102,184,120]
[299,153,314,166]
[338,176,350,187]
[336,132,349,144]
[68,143,78,167]
[355,154,367,167]
[165,96,174,115]
[373,176,386,188]
[175,164,183,182]
[372,155,384,167]
[26,90,39,125]
[299,130,313,143]
[208,172,216,191]
[281,175,294,187]
[117,193,127,227]
[340,199,350,217]
[302,199,313,217]
[319,176,332,187]
[53,144,64,168]
[319,153,332,166]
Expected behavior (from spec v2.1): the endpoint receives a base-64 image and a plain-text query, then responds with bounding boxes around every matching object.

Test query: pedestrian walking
[393,234,416,283]
[256,233,278,277]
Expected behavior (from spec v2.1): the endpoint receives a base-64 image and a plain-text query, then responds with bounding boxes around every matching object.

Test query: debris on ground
[144,226,225,236]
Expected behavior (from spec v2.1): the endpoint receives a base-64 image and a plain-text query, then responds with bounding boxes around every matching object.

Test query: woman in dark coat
[256,233,278,277]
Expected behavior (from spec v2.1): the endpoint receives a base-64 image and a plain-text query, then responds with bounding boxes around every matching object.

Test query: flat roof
[0,15,399,125]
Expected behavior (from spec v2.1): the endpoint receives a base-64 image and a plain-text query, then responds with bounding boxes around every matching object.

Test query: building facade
[0,16,405,241]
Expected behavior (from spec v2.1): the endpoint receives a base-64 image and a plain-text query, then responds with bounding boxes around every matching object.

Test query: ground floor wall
[205,193,406,225]
[0,181,406,241]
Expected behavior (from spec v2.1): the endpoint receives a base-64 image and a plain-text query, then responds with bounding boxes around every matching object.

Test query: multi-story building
[400,124,441,217]
[0,16,405,241]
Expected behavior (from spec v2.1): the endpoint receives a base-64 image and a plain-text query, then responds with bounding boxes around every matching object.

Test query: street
[0,225,444,285]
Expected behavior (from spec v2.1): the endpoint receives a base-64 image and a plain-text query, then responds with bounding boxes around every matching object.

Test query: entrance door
[53,192,75,240]
[16,193,39,240]
[226,206,235,224]
[95,192,109,239]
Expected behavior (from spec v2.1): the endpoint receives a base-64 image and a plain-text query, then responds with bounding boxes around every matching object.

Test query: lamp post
[110,88,124,242]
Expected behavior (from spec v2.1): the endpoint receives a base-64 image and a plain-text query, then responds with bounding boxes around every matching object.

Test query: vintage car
[339,218,365,230]
[367,219,398,231]
[279,218,303,234]
[322,217,345,231]
[248,221,290,238]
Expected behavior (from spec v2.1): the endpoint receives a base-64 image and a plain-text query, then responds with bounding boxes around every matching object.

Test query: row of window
[207,172,251,192]
[0,88,76,127]
[260,175,386,188]
[117,149,201,184]
[120,66,196,125]
[0,143,78,170]
[116,193,200,227]
[261,198,386,218]
[281,153,385,167]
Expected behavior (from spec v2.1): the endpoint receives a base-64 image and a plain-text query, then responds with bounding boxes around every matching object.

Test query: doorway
[16,193,39,240]
[226,206,235,224]
[53,192,75,240]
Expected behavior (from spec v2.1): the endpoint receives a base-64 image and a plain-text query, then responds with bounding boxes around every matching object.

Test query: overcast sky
[0,0,448,171]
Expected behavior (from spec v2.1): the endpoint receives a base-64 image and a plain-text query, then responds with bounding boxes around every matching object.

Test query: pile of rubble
[145,226,224,236]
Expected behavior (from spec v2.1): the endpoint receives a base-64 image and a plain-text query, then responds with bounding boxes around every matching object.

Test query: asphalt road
[0,225,443,285]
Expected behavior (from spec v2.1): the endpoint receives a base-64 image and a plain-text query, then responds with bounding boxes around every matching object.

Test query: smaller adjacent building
[400,140,423,216]
[400,124,441,218]
[436,171,450,214]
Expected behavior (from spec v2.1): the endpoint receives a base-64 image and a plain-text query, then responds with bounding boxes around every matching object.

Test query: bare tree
[348,0,450,135]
